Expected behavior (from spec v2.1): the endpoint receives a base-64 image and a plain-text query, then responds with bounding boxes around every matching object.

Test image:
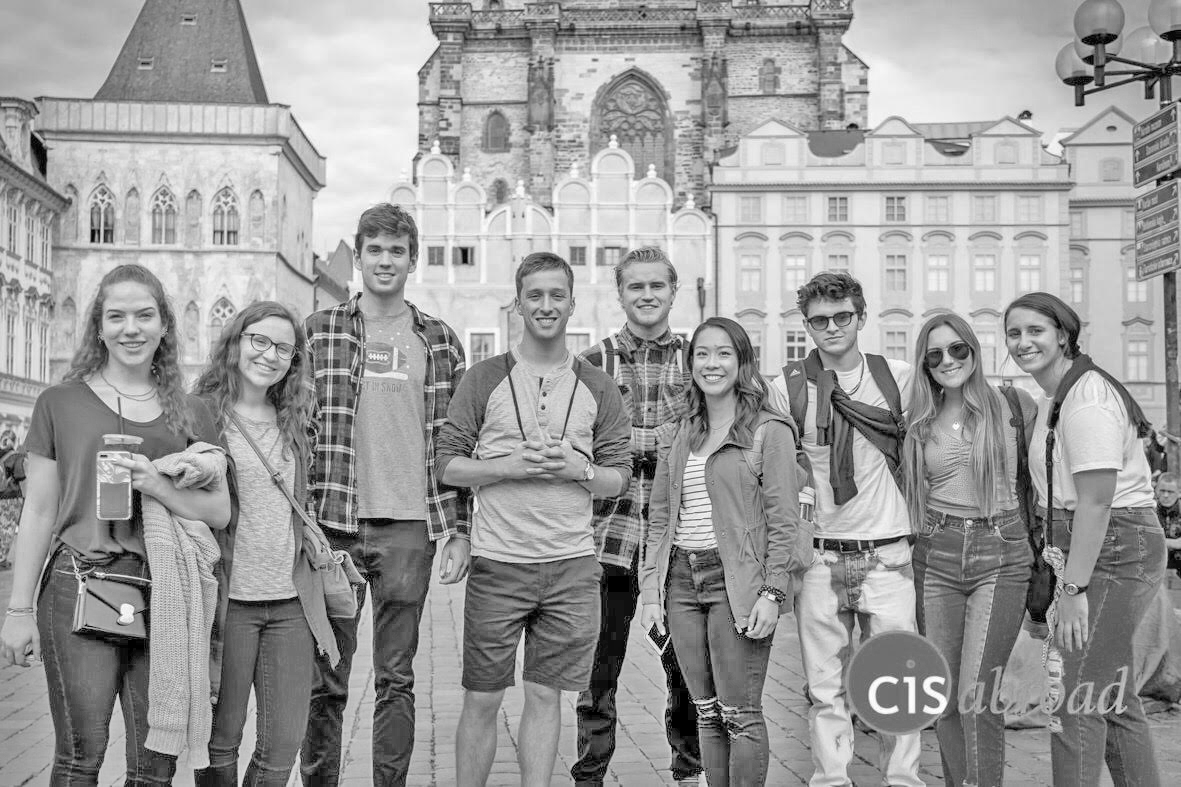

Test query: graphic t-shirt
[355,310,427,520]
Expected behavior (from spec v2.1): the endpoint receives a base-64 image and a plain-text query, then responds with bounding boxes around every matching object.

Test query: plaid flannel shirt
[581,326,689,570]
[306,294,470,540]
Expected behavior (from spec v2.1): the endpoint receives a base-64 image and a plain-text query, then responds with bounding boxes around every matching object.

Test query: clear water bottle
[800,485,815,524]
[1045,644,1064,734]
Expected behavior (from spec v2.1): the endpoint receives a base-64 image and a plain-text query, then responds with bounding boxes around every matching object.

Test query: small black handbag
[70,556,151,642]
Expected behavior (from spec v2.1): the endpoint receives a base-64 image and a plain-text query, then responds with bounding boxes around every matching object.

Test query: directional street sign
[1136,180,1181,280]
[1134,103,1181,187]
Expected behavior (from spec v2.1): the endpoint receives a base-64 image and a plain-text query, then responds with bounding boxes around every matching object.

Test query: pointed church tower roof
[95,0,268,105]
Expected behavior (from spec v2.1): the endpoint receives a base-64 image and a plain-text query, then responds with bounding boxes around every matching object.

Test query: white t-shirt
[1028,370,1154,511]
[771,357,913,539]
[673,453,718,550]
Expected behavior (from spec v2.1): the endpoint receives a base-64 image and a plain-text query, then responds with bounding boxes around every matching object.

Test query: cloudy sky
[0,0,1165,255]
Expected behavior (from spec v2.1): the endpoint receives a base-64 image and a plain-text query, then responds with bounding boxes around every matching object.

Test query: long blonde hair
[902,313,1009,527]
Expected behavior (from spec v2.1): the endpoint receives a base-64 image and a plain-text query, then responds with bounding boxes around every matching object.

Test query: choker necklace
[99,370,157,401]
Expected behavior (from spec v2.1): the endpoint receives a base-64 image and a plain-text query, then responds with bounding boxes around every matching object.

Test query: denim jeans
[196,598,314,786]
[796,537,923,787]
[302,520,436,787]
[913,509,1031,787]
[572,561,700,786]
[665,548,772,787]
[1047,507,1164,787]
[38,549,178,786]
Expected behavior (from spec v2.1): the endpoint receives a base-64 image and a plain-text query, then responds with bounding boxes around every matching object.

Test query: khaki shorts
[462,555,602,692]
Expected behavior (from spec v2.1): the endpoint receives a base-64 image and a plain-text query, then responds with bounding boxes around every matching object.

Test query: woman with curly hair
[902,313,1034,787]
[192,301,339,786]
[0,264,230,785]
[640,317,807,787]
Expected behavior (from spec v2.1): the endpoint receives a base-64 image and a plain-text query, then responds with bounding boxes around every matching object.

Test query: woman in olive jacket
[640,317,809,787]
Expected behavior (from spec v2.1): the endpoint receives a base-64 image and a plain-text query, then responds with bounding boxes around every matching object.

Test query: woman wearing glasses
[192,301,339,786]
[901,313,1034,787]
[1005,293,1163,787]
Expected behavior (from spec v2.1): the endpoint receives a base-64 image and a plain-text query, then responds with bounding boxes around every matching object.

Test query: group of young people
[0,200,1166,787]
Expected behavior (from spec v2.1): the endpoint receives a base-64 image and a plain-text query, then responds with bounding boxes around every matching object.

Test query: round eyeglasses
[805,311,858,331]
[924,341,972,369]
[242,332,297,361]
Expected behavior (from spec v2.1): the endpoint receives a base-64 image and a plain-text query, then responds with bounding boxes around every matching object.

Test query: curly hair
[684,317,780,451]
[796,271,867,318]
[191,301,313,464]
[64,264,195,439]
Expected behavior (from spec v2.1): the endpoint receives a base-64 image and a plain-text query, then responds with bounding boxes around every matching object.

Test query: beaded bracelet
[757,585,786,605]
[5,607,35,617]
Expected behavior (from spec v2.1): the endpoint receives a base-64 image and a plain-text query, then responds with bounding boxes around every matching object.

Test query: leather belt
[813,535,910,553]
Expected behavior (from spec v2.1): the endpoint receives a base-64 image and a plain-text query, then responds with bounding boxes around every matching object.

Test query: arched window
[212,188,239,245]
[208,297,236,349]
[483,112,510,153]
[124,188,140,245]
[183,301,200,362]
[58,297,77,354]
[592,70,673,182]
[151,188,177,244]
[185,190,202,247]
[759,58,780,94]
[89,186,115,244]
[491,178,509,205]
[248,190,266,246]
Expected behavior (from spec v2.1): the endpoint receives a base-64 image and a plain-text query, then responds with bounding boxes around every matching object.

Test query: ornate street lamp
[1061,0,1181,469]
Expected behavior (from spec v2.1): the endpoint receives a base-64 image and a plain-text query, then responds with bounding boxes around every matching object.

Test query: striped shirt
[672,453,717,550]
[305,294,470,540]
[582,326,690,569]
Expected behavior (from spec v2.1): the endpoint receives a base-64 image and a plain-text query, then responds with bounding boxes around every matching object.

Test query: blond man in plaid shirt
[573,247,702,787]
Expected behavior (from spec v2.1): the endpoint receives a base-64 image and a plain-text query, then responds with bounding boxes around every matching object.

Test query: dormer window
[181,13,197,25]
[211,58,227,73]
[138,57,154,70]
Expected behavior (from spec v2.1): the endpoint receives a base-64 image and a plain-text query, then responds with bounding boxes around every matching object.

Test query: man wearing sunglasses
[771,272,922,787]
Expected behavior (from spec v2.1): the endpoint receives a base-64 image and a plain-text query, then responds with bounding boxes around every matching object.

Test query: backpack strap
[1001,386,1035,535]
[865,354,905,432]
[742,422,767,480]
[781,362,809,448]
[599,336,617,381]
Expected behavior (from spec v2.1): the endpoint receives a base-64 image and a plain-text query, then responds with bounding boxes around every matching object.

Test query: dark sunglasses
[924,341,972,369]
[805,311,858,331]
[242,332,297,361]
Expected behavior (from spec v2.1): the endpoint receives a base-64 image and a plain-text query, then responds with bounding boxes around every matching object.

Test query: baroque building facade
[1059,106,1168,425]
[36,0,326,380]
[417,0,867,208]
[0,98,67,439]
[710,114,1076,396]
[389,140,712,359]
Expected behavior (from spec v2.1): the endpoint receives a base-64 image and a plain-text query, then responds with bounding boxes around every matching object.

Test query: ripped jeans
[665,547,773,787]
[796,537,924,787]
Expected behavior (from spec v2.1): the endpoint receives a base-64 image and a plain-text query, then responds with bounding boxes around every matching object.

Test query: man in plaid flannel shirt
[301,204,470,787]
[573,247,702,787]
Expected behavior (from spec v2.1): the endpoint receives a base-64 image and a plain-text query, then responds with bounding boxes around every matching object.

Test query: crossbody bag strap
[1044,407,1059,550]
[227,412,317,532]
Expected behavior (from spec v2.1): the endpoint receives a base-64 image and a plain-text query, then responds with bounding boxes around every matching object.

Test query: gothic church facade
[418,0,867,208]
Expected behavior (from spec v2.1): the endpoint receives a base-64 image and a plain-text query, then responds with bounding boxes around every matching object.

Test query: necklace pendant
[952,420,962,431]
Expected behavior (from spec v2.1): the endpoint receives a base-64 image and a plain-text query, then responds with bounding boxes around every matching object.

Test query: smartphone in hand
[645,622,671,655]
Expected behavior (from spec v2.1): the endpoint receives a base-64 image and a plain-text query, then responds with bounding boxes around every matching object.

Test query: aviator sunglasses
[805,311,859,331]
[924,341,972,369]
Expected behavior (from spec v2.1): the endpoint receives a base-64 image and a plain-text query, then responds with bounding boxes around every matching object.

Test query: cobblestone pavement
[2,565,1181,786]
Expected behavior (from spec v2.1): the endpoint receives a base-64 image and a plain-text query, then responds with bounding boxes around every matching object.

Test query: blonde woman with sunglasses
[901,313,1035,787]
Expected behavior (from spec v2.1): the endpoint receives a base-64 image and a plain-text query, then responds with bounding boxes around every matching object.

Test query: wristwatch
[581,458,595,483]
[1063,582,1089,596]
